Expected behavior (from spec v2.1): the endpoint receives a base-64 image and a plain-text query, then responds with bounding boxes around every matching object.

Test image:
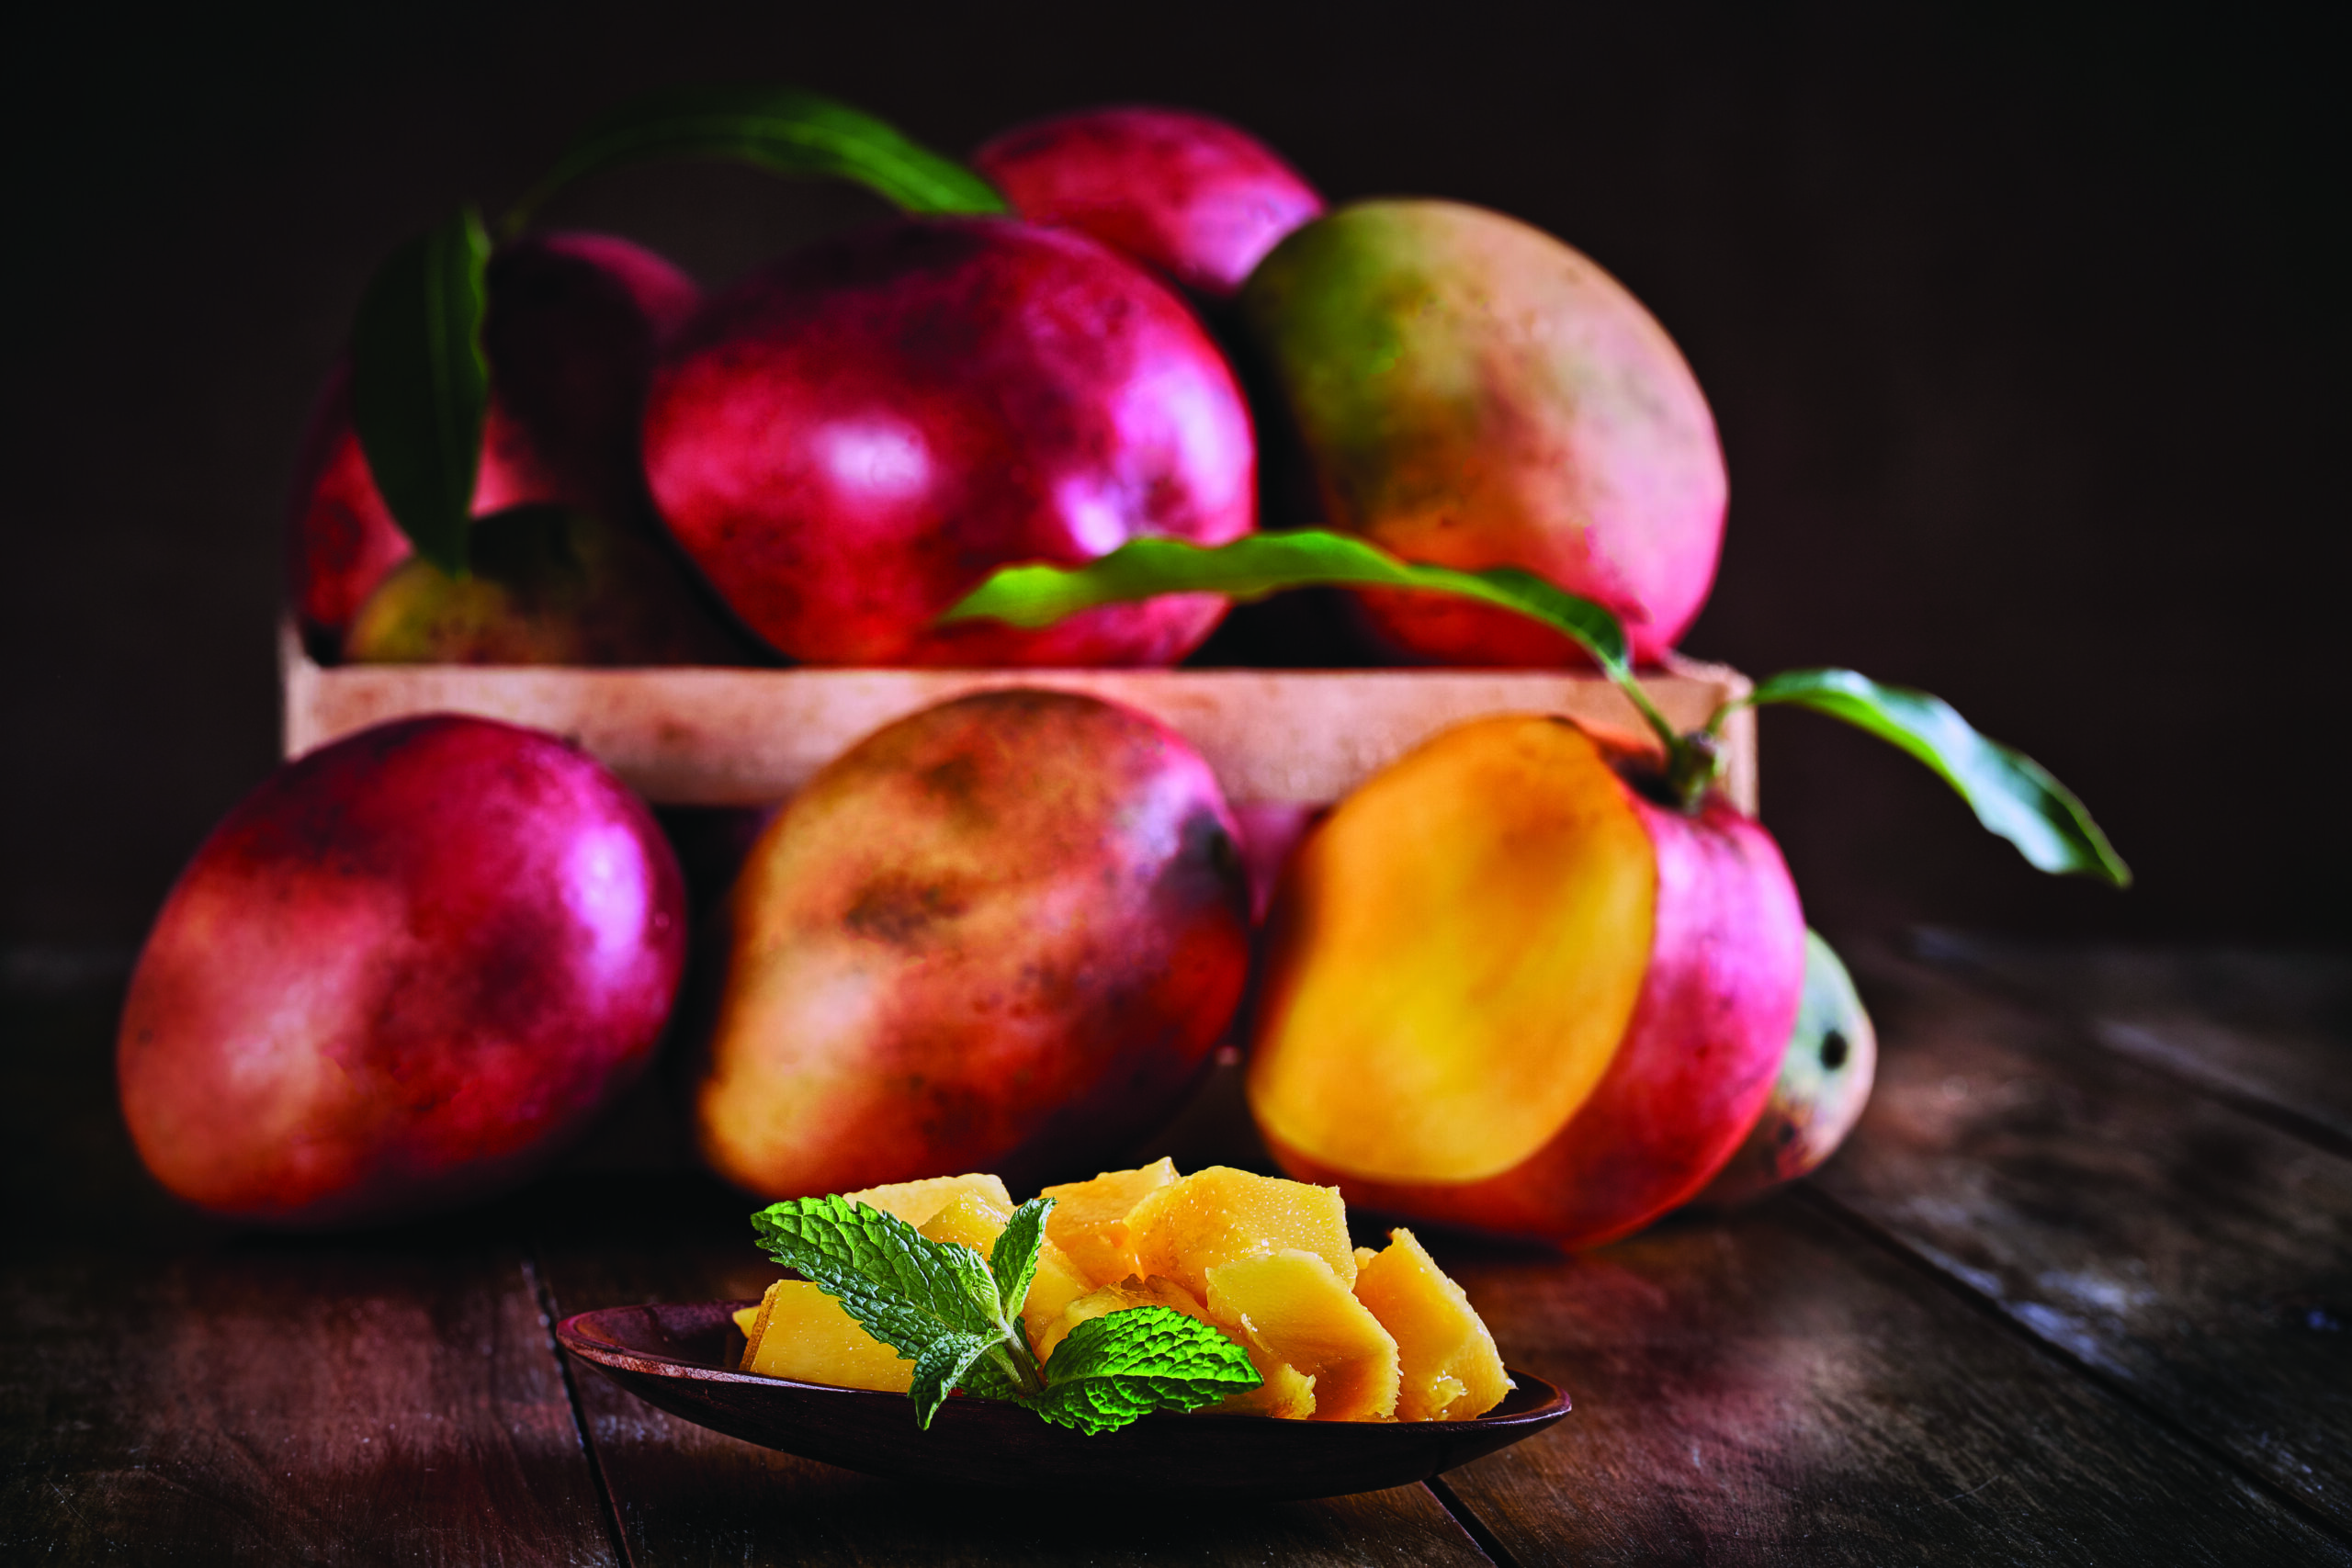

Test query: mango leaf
[943,530,1634,673]
[349,208,491,576]
[1738,669,2131,886]
[508,85,1005,227]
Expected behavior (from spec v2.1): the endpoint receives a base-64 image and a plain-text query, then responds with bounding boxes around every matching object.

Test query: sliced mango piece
[1039,1157,1179,1287]
[1352,1228,1512,1421]
[741,1280,913,1393]
[1249,716,1657,1183]
[1126,1166,1356,1301]
[1204,1247,1399,1422]
[845,1172,1013,1227]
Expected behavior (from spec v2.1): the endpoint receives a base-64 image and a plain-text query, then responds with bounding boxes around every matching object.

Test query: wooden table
[6,937,2348,1563]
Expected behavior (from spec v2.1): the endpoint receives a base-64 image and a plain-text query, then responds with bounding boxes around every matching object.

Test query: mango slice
[844,1172,1013,1227]
[1351,1228,1512,1421]
[739,1280,914,1393]
[1039,1157,1179,1287]
[1249,716,1657,1182]
[1204,1248,1400,1422]
[1126,1166,1357,1301]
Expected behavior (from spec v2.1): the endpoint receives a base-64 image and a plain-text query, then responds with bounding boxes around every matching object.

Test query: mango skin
[1694,930,1879,1206]
[695,690,1252,1198]
[644,219,1255,667]
[1238,200,1724,667]
[286,233,699,652]
[974,107,1324,301]
[1250,716,1804,1249]
[344,503,751,667]
[117,716,687,1227]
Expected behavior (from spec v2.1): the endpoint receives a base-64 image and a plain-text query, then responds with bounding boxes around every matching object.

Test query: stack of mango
[735,1163,1510,1424]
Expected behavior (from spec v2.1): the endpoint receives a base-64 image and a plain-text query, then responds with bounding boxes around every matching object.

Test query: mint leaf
[989,1199,1052,1325]
[909,1332,997,1430]
[751,1195,997,1359]
[1032,1307,1263,1436]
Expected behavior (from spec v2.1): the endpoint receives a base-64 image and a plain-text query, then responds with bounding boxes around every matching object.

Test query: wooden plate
[556,1301,1571,1500]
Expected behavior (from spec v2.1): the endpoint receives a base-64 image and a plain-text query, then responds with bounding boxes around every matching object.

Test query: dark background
[3,1,2341,956]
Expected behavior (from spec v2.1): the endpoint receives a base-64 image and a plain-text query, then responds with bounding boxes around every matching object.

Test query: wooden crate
[280,622,1758,815]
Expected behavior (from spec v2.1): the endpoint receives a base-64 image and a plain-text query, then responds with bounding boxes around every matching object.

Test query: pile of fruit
[736,1163,1510,1430]
[120,91,2127,1258]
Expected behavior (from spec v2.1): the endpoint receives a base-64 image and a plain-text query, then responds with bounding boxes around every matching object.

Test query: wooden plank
[529,1174,1499,1568]
[1809,950,2352,1529]
[1914,932,2352,1146]
[0,981,620,1567]
[1430,1201,2346,1565]
[282,623,1760,815]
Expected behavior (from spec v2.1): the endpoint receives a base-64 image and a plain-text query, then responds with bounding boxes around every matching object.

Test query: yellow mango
[1126,1166,1356,1302]
[845,1172,1012,1227]
[1205,1248,1399,1422]
[1039,1157,1179,1287]
[1352,1228,1512,1422]
[740,1280,913,1393]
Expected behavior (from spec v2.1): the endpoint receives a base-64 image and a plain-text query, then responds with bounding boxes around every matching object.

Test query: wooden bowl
[557,1301,1571,1500]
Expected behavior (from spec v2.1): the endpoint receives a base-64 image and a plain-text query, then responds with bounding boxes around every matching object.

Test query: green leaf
[908,1332,996,1430]
[509,85,1005,228]
[1031,1307,1263,1436]
[1741,668,2131,886]
[750,1195,999,1359]
[989,1199,1053,1326]
[349,208,492,575]
[942,530,1634,675]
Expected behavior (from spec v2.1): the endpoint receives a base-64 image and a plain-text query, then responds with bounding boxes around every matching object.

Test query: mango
[739,1280,913,1393]
[1250,715,1805,1248]
[1238,199,1724,667]
[1351,1229,1511,1422]
[1204,1249,1399,1422]
[695,691,1252,1198]
[1125,1166,1357,1302]
[1038,1157,1179,1288]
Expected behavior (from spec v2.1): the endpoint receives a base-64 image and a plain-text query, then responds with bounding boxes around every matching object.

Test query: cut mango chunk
[1204,1247,1399,1422]
[1126,1166,1356,1302]
[740,1280,912,1393]
[1352,1228,1512,1422]
[844,1172,1012,1227]
[1039,1157,1179,1287]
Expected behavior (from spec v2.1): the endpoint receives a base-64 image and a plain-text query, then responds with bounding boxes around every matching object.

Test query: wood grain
[1913,932,2352,1147]
[528,1174,1500,1567]
[0,983,619,1567]
[1429,1201,2347,1565]
[282,624,1760,815]
[1812,950,2352,1529]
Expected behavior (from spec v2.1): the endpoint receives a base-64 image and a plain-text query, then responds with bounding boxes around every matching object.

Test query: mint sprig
[749,1193,1262,1432]
[1028,1307,1264,1436]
